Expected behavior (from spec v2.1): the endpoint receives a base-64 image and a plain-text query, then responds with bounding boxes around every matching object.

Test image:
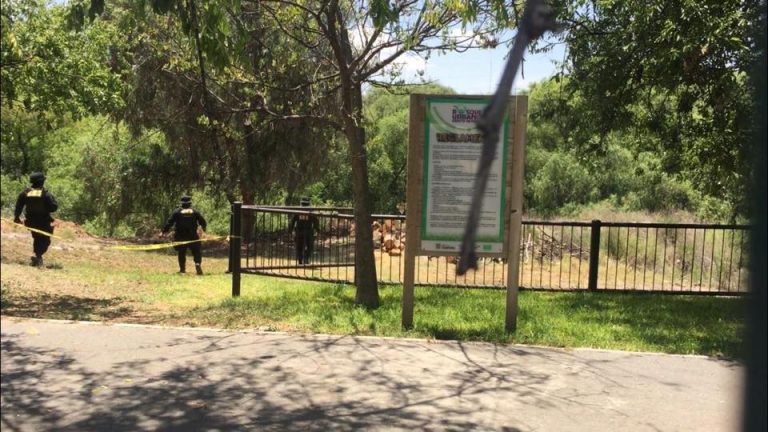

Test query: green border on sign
[420,96,509,243]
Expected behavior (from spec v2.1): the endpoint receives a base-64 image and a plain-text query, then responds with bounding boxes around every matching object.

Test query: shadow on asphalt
[1,330,560,431]
[1,291,134,322]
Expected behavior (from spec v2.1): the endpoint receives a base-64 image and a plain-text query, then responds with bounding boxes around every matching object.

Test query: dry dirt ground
[0,218,231,325]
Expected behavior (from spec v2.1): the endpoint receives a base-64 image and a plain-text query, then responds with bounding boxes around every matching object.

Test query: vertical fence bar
[578,226,583,289]
[245,210,251,268]
[670,228,677,291]
[727,229,736,292]
[651,228,659,290]
[622,227,629,289]
[553,225,565,289]
[681,228,688,290]
[568,225,574,289]
[709,229,716,290]
[642,228,649,289]
[737,230,745,292]
[244,209,250,268]
[388,220,394,283]
[633,227,639,289]
[661,228,668,291]
[227,209,235,273]
[717,229,726,290]
[690,228,697,291]
[588,220,601,291]
[231,202,242,297]
[250,211,257,270]
[345,219,349,282]
[604,226,611,289]
[549,225,554,289]
[612,226,618,289]
[319,214,325,277]
[267,213,273,272]
[530,225,536,287]
[614,227,620,289]
[336,217,341,281]
[377,218,383,281]
[539,227,544,288]
[699,228,707,291]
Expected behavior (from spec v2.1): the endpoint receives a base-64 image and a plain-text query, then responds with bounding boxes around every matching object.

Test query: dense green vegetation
[2,0,760,230]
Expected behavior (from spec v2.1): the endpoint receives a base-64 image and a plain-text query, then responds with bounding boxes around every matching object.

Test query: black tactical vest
[176,208,198,234]
[25,188,47,216]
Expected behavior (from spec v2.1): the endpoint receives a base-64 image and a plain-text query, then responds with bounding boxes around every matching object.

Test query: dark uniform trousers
[28,220,53,257]
[175,240,202,269]
[295,231,315,264]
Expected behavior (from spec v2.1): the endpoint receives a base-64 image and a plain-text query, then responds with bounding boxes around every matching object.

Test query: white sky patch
[384,49,428,77]
[349,21,562,92]
[446,26,485,44]
[348,25,376,53]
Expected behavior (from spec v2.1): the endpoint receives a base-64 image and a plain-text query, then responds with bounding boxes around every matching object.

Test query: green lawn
[176,277,745,359]
[0,221,747,360]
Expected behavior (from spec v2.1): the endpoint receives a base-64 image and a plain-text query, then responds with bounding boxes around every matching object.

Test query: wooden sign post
[402,94,527,331]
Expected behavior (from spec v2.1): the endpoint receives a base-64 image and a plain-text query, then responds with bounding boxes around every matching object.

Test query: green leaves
[553,0,760,217]
[3,0,125,118]
[369,0,399,28]
[151,0,175,14]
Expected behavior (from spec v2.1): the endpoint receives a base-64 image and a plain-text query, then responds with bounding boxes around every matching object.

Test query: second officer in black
[162,195,208,275]
[289,197,319,265]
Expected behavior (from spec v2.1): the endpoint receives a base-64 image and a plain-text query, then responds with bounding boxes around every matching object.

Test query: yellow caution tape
[4,219,66,239]
[109,236,232,251]
[3,218,234,251]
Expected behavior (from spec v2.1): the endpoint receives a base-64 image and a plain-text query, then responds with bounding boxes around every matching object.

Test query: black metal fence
[230,205,750,295]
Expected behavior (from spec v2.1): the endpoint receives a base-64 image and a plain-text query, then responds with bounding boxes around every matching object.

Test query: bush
[530,152,597,216]
[592,140,636,198]
[1,174,26,214]
[622,153,695,213]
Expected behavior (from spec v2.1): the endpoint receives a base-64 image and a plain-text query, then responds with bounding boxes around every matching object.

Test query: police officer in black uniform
[162,195,207,275]
[14,172,59,267]
[289,197,320,265]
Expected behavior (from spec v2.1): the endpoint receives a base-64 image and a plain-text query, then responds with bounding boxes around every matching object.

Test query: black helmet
[180,195,192,207]
[29,172,45,186]
[300,197,311,206]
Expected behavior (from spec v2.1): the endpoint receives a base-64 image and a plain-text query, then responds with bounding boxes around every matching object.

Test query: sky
[392,42,567,95]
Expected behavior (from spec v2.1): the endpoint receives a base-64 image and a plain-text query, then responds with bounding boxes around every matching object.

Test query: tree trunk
[325,0,379,308]
[343,85,379,308]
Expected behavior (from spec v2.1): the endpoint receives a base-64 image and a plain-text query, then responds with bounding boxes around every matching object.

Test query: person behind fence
[289,197,319,265]
[13,172,59,267]
[162,195,208,275]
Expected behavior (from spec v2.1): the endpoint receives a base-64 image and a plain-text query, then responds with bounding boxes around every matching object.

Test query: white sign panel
[420,97,508,254]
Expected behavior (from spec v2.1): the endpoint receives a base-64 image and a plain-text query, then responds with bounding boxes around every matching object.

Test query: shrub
[530,152,597,216]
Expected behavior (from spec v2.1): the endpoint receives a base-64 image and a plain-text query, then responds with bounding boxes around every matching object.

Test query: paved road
[1,317,744,431]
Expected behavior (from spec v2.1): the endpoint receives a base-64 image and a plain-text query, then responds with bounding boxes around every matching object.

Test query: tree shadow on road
[0,326,601,431]
[1,291,135,322]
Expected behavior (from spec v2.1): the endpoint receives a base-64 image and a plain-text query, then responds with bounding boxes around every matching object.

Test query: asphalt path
[1,317,744,431]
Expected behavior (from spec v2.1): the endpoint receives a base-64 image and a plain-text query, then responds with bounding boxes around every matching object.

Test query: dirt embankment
[1,218,229,325]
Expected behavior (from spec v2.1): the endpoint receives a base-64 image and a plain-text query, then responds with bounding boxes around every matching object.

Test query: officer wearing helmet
[289,197,320,265]
[13,172,59,267]
[162,195,208,275]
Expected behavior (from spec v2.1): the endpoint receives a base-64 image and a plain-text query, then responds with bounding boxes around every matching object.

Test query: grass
[0,218,747,360]
[178,283,745,359]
